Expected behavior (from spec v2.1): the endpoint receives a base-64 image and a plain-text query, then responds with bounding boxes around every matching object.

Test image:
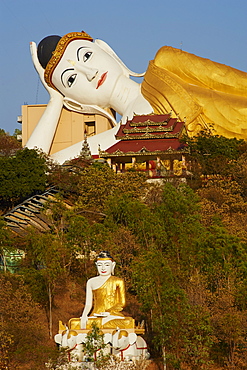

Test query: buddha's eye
[67,74,77,87]
[83,52,92,62]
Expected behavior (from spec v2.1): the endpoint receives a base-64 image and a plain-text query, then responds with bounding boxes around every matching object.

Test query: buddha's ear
[63,98,117,127]
[111,261,116,275]
[95,261,99,275]
[95,39,145,78]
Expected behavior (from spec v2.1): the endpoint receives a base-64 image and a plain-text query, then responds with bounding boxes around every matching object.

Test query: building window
[85,121,96,136]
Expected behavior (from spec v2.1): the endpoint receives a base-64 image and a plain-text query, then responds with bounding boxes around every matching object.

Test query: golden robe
[142,46,247,139]
[69,276,134,330]
[86,276,134,329]
[91,275,126,316]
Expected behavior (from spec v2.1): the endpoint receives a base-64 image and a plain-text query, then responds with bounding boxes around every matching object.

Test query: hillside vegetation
[1,130,247,369]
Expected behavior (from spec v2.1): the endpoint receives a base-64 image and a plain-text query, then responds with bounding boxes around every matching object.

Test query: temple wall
[21,104,114,155]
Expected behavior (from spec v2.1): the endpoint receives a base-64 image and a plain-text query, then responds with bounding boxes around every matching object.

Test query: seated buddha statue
[69,251,134,330]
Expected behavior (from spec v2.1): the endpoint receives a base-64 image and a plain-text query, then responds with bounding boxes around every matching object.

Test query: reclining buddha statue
[27,30,247,163]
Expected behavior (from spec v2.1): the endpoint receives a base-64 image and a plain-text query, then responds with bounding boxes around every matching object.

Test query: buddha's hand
[30,42,63,101]
[99,312,110,317]
[80,315,88,329]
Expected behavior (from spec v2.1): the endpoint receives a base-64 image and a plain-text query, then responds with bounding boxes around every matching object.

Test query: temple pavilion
[99,113,190,178]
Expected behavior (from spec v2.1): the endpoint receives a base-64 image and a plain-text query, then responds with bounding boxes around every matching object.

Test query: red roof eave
[103,139,187,154]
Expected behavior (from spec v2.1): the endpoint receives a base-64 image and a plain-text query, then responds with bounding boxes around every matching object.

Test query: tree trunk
[162,345,167,370]
[48,282,52,339]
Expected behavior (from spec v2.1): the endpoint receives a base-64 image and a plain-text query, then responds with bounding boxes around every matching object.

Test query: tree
[0,217,14,253]
[13,128,22,139]
[76,162,148,212]
[184,130,247,185]
[22,227,69,339]
[0,147,48,210]
[0,328,13,370]
[132,247,213,370]
[0,273,52,369]
[104,193,167,250]
[47,158,91,203]
[129,184,214,369]
[0,130,21,157]
[82,322,108,364]
[20,200,95,339]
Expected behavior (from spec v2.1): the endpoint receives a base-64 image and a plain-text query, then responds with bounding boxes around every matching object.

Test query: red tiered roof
[100,113,188,158]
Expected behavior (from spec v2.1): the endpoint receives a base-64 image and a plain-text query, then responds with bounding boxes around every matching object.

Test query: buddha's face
[51,40,124,107]
[96,259,115,276]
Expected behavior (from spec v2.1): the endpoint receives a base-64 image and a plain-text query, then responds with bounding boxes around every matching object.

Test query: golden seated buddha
[69,251,134,331]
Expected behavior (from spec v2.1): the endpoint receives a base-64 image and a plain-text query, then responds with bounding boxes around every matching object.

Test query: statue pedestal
[59,320,145,335]
[55,320,147,363]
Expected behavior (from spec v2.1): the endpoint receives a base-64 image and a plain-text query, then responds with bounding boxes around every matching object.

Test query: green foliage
[47,160,91,202]
[186,130,246,159]
[105,194,167,249]
[45,348,81,370]
[0,273,50,369]
[82,322,109,366]
[231,151,247,198]
[0,147,47,209]
[13,128,22,138]
[184,130,247,178]
[0,130,21,157]
[128,182,247,368]
[76,163,147,211]
[76,163,118,211]
[132,245,213,369]
[3,141,247,369]
[0,217,14,254]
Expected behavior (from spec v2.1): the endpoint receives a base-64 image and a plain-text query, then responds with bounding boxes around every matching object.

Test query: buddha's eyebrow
[77,47,87,61]
[61,68,74,87]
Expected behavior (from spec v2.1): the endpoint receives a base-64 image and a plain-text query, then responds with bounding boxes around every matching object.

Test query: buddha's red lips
[96,72,108,89]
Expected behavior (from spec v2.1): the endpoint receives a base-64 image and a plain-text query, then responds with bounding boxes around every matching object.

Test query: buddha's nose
[74,62,98,82]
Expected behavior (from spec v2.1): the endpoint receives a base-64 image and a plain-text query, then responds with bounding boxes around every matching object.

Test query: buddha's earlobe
[63,98,117,127]
[112,261,116,275]
[95,262,99,275]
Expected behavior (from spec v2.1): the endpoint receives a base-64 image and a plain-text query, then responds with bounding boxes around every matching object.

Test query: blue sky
[1,0,247,134]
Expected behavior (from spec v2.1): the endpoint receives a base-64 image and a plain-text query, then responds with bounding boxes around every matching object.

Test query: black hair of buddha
[97,251,113,260]
[37,35,61,69]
